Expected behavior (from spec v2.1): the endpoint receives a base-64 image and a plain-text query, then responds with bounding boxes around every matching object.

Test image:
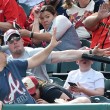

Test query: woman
[19,5,81,51]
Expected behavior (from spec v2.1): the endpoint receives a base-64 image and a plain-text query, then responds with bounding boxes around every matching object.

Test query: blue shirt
[0,60,36,104]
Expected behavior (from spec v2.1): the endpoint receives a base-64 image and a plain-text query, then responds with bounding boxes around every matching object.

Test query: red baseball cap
[22,76,39,95]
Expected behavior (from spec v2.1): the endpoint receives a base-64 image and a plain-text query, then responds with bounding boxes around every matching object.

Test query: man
[83,2,110,49]
[0,28,60,104]
[22,75,91,104]
[5,29,110,81]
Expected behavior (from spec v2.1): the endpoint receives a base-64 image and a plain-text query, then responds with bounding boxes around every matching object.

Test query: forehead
[39,11,53,18]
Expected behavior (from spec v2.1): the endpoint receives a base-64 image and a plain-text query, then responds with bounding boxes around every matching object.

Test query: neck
[80,67,91,72]
[11,49,24,59]
[0,62,7,72]
[78,0,90,8]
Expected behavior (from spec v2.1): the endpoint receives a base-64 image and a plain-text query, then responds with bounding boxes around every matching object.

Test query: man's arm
[0,22,13,31]
[27,28,61,69]
[83,3,110,31]
[51,44,110,63]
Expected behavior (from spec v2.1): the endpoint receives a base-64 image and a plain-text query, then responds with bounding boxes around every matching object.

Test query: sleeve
[94,72,104,89]
[4,0,19,23]
[27,47,52,64]
[49,15,72,40]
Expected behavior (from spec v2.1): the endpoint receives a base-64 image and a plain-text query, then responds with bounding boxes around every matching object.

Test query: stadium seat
[104,78,110,99]
[49,77,65,86]
[46,63,58,74]
[58,62,79,73]
[80,39,91,48]
[19,3,31,16]
[90,95,110,103]
[91,61,102,71]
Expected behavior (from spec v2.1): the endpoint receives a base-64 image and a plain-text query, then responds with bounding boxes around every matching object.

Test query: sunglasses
[7,37,21,44]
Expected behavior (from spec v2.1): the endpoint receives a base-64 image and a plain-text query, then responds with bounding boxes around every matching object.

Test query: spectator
[22,75,91,104]
[83,2,110,49]
[5,29,110,81]
[27,0,69,28]
[0,0,31,46]
[0,27,60,104]
[62,0,95,39]
[17,0,43,9]
[64,59,104,98]
[19,5,81,50]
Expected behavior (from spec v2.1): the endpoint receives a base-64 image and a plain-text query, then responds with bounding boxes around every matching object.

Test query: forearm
[0,22,13,31]
[83,15,101,31]
[81,88,104,96]
[51,49,90,63]
[32,17,40,32]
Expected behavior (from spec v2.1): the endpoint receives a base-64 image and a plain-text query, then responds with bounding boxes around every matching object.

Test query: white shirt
[64,68,104,98]
[66,0,95,39]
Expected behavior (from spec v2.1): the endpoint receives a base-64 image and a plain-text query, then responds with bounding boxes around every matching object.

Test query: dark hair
[40,5,56,15]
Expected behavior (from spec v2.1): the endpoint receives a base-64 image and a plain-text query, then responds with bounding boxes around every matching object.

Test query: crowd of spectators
[0,0,110,108]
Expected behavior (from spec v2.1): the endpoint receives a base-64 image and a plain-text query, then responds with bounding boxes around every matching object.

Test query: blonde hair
[62,0,73,9]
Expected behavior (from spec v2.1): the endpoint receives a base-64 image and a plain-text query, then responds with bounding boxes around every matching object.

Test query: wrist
[30,32,34,38]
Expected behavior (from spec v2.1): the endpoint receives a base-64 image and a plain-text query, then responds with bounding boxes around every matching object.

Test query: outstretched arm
[27,28,61,69]
[83,3,110,31]
[51,44,110,63]
[0,101,3,110]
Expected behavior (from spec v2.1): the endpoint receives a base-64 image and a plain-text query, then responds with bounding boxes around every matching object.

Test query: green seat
[58,62,79,73]
[104,78,110,98]
[80,39,91,47]
[46,63,58,74]
[90,95,110,103]
[49,77,65,86]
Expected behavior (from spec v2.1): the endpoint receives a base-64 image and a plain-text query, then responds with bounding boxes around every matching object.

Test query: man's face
[7,34,24,54]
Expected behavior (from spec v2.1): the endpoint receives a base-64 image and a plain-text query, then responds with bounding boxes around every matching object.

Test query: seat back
[80,39,91,48]
[46,63,58,73]
[49,77,65,86]
[58,62,79,73]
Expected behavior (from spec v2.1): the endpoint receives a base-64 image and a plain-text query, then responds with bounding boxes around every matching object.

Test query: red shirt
[0,0,31,46]
[91,17,110,49]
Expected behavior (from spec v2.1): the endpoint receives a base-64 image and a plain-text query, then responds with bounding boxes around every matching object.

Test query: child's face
[76,59,93,69]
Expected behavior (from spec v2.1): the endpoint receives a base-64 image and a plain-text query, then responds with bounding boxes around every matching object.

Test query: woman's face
[39,11,55,29]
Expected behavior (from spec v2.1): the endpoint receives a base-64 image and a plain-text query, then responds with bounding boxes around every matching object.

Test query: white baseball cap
[4,29,20,44]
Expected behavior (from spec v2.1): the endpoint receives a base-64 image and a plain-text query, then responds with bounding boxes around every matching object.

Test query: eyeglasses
[7,37,21,44]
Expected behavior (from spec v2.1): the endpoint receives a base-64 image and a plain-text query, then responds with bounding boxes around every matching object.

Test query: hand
[97,3,110,20]
[49,27,62,49]
[36,99,48,104]
[92,44,110,56]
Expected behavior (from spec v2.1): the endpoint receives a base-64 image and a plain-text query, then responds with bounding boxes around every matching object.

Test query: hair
[62,0,73,9]
[40,5,56,15]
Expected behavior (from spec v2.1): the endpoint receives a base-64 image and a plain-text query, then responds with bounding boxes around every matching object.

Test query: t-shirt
[66,0,95,39]
[41,15,81,51]
[64,68,104,98]
[40,84,72,103]
[0,60,36,104]
[8,47,52,81]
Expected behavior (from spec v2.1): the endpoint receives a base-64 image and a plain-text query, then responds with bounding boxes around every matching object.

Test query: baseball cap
[0,45,9,52]
[22,76,39,95]
[4,29,20,44]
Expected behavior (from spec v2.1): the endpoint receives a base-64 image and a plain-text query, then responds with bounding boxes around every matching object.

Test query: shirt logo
[4,73,24,104]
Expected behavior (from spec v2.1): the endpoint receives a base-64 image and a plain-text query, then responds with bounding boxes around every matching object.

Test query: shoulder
[68,69,79,76]
[55,15,69,21]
